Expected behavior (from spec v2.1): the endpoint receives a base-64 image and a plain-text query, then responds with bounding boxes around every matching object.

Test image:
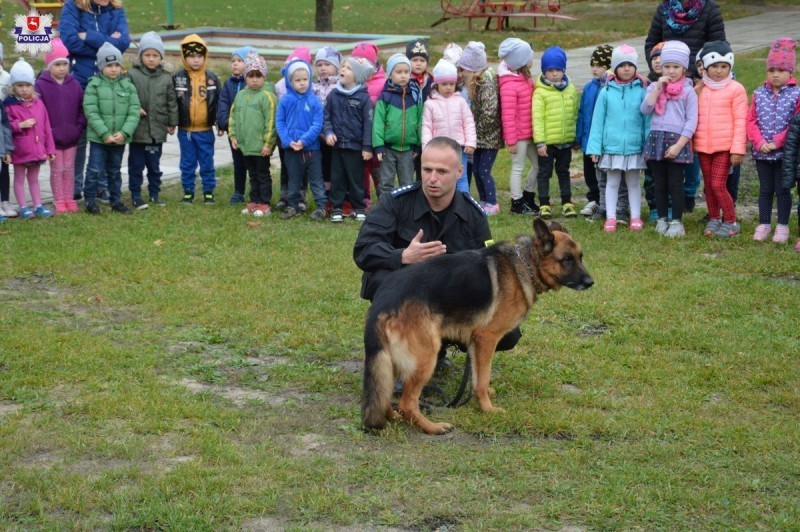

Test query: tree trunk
[315,0,334,32]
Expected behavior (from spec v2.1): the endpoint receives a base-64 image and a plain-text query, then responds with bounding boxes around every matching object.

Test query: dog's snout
[582,275,594,290]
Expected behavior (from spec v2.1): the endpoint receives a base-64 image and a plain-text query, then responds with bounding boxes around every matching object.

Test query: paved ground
[17,9,800,206]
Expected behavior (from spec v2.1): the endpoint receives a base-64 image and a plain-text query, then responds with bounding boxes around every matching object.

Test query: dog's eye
[560,256,573,265]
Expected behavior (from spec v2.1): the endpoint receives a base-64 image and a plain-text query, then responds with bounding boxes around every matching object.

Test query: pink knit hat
[284,46,311,65]
[45,37,69,70]
[767,38,796,73]
[352,42,380,67]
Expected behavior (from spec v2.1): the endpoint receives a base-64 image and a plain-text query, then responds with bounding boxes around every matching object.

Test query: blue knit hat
[232,46,257,61]
[541,46,567,72]
[387,53,410,76]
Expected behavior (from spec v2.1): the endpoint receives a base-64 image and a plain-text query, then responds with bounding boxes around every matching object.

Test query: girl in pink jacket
[421,59,476,193]
[693,42,748,238]
[498,38,538,214]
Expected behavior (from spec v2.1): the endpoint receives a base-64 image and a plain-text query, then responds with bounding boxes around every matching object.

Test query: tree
[316,0,334,32]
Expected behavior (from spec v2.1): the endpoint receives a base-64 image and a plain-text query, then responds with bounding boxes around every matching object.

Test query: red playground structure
[433,0,576,30]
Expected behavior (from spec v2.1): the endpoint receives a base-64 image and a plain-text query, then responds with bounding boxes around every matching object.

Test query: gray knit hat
[458,41,487,72]
[97,42,123,71]
[346,56,375,85]
[498,38,533,71]
[138,31,165,59]
[315,46,342,70]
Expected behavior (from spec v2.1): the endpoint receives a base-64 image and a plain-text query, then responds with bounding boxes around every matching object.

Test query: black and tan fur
[362,218,594,434]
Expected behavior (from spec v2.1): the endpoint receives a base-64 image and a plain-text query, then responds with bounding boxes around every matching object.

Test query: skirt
[598,153,647,171]
[644,130,693,164]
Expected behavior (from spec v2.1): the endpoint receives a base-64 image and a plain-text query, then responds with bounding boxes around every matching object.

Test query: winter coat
[3,96,55,164]
[128,63,178,144]
[228,86,277,156]
[323,84,374,152]
[34,70,86,150]
[497,62,534,146]
[172,34,219,131]
[468,70,503,150]
[82,74,140,144]
[276,71,323,151]
[644,0,726,77]
[781,112,800,190]
[533,76,579,146]
[0,68,10,99]
[693,79,747,155]
[372,81,423,154]
[641,78,698,138]
[59,0,131,87]
[746,78,800,161]
[412,72,434,102]
[365,66,386,105]
[576,75,606,153]
[0,104,13,156]
[421,90,476,149]
[313,76,337,106]
[217,74,244,132]
[586,76,648,157]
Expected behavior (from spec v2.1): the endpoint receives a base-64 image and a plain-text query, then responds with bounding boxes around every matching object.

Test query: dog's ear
[549,220,568,234]
[533,217,555,254]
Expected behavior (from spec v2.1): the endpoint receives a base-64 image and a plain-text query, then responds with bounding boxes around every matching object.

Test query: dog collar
[514,245,544,295]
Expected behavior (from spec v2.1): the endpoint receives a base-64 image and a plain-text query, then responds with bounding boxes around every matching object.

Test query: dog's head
[531,218,594,291]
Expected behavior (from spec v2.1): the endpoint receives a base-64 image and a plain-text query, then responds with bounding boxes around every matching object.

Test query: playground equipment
[16,0,62,26]
[433,0,576,30]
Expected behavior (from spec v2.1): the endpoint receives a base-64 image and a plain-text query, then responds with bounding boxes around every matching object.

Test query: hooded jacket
[576,75,607,153]
[533,75,579,146]
[229,84,278,156]
[323,84,374,152]
[4,95,56,163]
[372,80,422,154]
[275,61,323,151]
[82,72,140,144]
[172,34,220,131]
[34,70,86,150]
[128,62,179,144]
[421,89,476,149]
[586,76,648,157]
[497,61,534,146]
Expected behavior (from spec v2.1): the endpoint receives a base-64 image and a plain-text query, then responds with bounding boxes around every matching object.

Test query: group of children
[0,31,799,251]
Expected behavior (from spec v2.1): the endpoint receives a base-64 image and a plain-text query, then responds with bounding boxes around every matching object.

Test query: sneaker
[753,224,771,241]
[203,192,215,204]
[704,219,722,236]
[648,209,659,223]
[580,200,598,216]
[66,200,79,212]
[655,217,669,235]
[714,221,740,238]
[588,211,604,222]
[54,201,68,214]
[310,208,326,221]
[252,204,271,217]
[630,218,644,231]
[539,205,552,220]
[330,209,344,223]
[685,196,696,213]
[794,238,800,253]
[773,224,790,244]
[665,220,686,238]
[182,191,194,204]
[132,196,149,210]
[111,202,132,215]
[354,210,367,222]
[97,189,110,204]
[34,205,53,218]
[1,201,19,217]
[562,203,578,218]
[19,206,36,219]
[603,218,617,233]
[85,203,101,215]
[0,212,5,223]
[482,203,500,216]
[617,212,630,226]
[73,192,83,201]
[274,199,288,211]
[280,206,298,220]
[510,198,537,215]
[242,202,257,215]
[149,195,166,207]
[298,201,307,213]
[229,192,245,205]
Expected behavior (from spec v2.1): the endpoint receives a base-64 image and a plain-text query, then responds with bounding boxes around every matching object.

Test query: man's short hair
[423,137,462,161]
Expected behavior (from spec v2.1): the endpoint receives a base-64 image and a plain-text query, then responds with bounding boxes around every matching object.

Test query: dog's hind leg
[470,333,505,414]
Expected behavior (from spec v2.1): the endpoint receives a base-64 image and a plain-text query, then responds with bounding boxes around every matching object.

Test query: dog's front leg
[470,335,505,414]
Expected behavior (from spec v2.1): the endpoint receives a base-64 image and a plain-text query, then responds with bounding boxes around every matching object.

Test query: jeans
[456,151,469,194]
[85,142,124,205]
[683,154,701,199]
[128,142,164,199]
[284,150,327,211]
[178,128,216,193]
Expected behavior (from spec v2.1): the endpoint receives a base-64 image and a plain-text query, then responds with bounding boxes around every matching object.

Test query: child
[641,41,698,238]
[373,53,423,197]
[644,42,665,221]
[324,57,374,222]
[3,58,56,219]
[173,34,220,204]
[421,59,476,193]
[407,38,434,102]
[313,46,342,204]
[498,37,538,215]
[82,43,140,215]
[586,45,648,232]
[782,111,800,252]
[443,43,463,66]
[128,31,178,209]
[217,45,257,205]
[533,46,579,219]
[748,38,800,244]
[353,42,386,207]
[35,38,86,214]
[576,44,612,218]
[0,42,15,219]
[229,51,277,217]
[458,41,503,215]
[693,41,748,238]
[275,59,328,221]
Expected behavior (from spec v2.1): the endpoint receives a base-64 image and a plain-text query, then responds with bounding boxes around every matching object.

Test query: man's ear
[533,217,554,254]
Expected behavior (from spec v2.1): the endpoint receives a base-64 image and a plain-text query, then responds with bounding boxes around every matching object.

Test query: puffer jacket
[128,63,179,144]
[364,66,386,105]
[421,90,476,149]
[497,61,533,146]
[468,69,503,150]
[276,61,323,151]
[782,112,800,190]
[323,84,374,152]
[586,76,648,157]
[693,79,747,155]
[746,78,800,161]
[372,81,422,154]
[82,73,140,144]
[3,96,55,164]
[576,75,606,153]
[35,70,86,150]
[533,76,579,146]
[229,86,277,156]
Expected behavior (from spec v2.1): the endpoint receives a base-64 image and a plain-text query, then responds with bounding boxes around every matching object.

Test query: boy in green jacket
[229,51,277,216]
[83,42,141,215]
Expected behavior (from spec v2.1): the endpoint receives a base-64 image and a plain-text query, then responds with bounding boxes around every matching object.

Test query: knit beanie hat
[138,31,165,59]
[181,36,207,58]
[590,44,613,69]
[432,58,458,84]
[244,50,267,77]
[352,42,380,67]
[406,39,429,62]
[442,43,463,65]
[387,53,410,76]
[611,44,638,73]
[45,37,70,70]
[541,46,567,72]
[232,45,257,61]
[346,56,375,85]
[498,38,533,71]
[660,40,690,69]
[699,41,734,69]
[97,42,123,71]
[286,59,311,82]
[650,41,665,59]
[767,38,796,73]
[315,46,342,70]
[458,41,487,72]
[284,46,312,65]
[9,58,35,85]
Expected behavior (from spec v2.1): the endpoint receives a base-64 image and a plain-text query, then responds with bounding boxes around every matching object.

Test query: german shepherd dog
[362,218,594,434]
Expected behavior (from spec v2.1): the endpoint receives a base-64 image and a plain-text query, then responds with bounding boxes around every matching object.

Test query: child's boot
[54,200,68,214]
[522,191,539,215]
[773,224,790,244]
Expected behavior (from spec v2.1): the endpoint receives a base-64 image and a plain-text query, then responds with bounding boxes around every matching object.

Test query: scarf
[386,79,421,103]
[539,74,569,91]
[701,72,732,90]
[334,82,363,96]
[655,76,686,115]
[661,0,706,35]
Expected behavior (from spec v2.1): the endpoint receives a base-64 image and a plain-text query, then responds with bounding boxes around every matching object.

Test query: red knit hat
[767,38,796,73]
[352,42,379,67]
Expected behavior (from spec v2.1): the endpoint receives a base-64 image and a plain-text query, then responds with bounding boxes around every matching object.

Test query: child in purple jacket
[35,38,86,214]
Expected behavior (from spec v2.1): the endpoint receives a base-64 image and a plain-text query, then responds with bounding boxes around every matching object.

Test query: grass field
[2,0,800,530]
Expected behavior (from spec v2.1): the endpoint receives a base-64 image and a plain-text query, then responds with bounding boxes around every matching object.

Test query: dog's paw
[426,422,454,435]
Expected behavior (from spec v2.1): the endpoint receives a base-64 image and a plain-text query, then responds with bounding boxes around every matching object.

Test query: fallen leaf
[93,295,104,303]
[154,239,164,246]
[246,221,263,228]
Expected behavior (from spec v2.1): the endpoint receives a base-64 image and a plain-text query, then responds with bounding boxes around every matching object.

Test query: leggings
[51,148,77,205]
[605,169,641,220]
[651,159,686,221]
[508,140,537,200]
[472,148,498,204]
[755,160,792,226]
[14,164,42,208]
[698,152,736,223]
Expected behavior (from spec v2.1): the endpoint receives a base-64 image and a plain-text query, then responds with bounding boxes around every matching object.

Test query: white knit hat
[9,58,35,85]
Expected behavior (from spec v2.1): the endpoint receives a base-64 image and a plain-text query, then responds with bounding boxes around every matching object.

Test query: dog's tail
[362,313,394,430]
